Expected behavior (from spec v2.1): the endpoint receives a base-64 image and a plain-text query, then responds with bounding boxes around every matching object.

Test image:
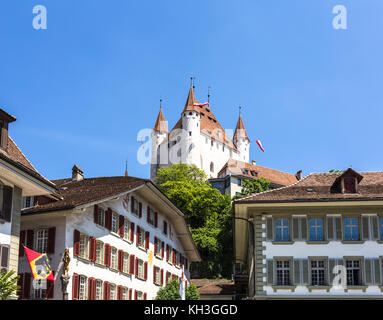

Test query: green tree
[155,279,200,300]
[156,163,233,278]
[0,270,20,300]
[233,178,271,200]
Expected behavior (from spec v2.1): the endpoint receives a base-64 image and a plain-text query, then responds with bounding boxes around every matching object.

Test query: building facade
[0,109,55,298]
[18,166,200,300]
[234,168,383,299]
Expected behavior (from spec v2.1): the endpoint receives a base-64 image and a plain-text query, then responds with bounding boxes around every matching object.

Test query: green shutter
[266,217,273,241]
[361,216,370,240]
[301,217,307,241]
[327,217,334,240]
[373,259,381,285]
[292,217,299,241]
[335,217,342,240]
[266,259,274,285]
[293,259,301,285]
[302,259,309,285]
[371,216,379,240]
[365,259,373,285]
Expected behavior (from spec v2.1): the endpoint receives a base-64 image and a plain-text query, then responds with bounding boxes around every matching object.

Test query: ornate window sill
[271,285,296,292]
[307,286,331,292]
[305,241,329,245]
[344,286,368,292]
[271,241,294,245]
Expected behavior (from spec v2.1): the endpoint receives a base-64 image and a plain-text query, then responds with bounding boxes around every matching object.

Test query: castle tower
[150,104,169,182]
[181,85,201,168]
[233,110,250,163]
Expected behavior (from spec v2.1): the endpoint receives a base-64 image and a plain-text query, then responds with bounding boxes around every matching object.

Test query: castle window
[189,112,192,115]
[210,162,214,173]
[189,131,192,136]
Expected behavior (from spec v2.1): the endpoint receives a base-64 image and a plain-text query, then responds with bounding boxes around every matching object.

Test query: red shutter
[118,250,123,271]
[131,196,135,212]
[26,230,34,249]
[129,255,135,275]
[19,230,26,257]
[143,293,147,300]
[92,279,96,300]
[47,227,56,254]
[23,273,31,299]
[105,208,112,230]
[144,262,148,280]
[72,273,79,300]
[73,230,80,256]
[161,242,164,258]
[154,237,157,255]
[103,282,109,300]
[160,269,164,286]
[88,237,95,261]
[145,231,150,250]
[153,265,156,284]
[139,202,142,218]
[104,244,111,267]
[93,205,99,224]
[166,245,169,261]
[117,285,122,300]
[118,215,125,237]
[130,222,135,243]
[129,288,132,300]
[154,212,158,228]
[135,258,139,278]
[88,278,93,300]
[166,271,170,285]
[136,226,140,245]
[134,290,137,300]
[147,207,150,223]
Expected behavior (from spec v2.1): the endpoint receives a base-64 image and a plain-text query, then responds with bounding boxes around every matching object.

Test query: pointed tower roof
[182,85,200,113]
[233,113,249,142]
[153,106,169,133]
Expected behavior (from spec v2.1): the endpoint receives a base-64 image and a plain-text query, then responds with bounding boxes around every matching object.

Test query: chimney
[72,165,84,182]
[296,170,302,181]
[252,160,256,166]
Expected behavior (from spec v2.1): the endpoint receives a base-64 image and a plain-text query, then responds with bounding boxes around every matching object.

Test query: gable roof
[218,159,298,187]
[235,170,383,204]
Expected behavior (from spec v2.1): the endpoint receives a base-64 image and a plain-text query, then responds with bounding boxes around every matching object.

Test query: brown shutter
[72,273,79,300]
[266,217,273,241]
[373,259,381,285]
[105,209,112,230]
[103,282,109,300]
[131,196,135,213]
[89,237,96,261]
[3,186,13,222]
[154,237,157,254]
[160,269,164,286]
[104,244,111,267]
[302,259,309,285]
[117,285,122,300]
[23,273,31,299]
[139,202,142,218]
[163,221,167,235]
[266,259,274,285]
[335,216,342,240]
[26,230,34,250]
[19,230,26,257]
[118,215,125,237]
[144,262,148,280]
[135,258,139,278]
[362,216,370,240]
[129,255,135,275]
[134,290,137,300]
[145,231,150,250]
[93,205,99,224]
[73,230,80,256]
[365,259,373,285]
[154,212,158,228]
[130,222,135,243]
[143,293,147,300]
[166,245,169,261]
[47,227,56,254]
[161,242,164,258]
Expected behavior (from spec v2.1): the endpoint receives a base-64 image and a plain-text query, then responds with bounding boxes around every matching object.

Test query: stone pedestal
[61,274,70,300]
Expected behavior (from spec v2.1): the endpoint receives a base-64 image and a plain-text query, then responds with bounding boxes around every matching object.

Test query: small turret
[233,109,250,163]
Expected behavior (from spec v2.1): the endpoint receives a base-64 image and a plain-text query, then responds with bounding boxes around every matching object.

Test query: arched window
[210,162,214,173]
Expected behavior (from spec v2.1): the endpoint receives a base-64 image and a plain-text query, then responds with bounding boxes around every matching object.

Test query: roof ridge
[234,173,313,202]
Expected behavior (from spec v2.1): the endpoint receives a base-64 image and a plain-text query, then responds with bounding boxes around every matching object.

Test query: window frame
[308,217,325,242]
[274,217,291,242]
[34,228,49,253]
[343,216,360,241]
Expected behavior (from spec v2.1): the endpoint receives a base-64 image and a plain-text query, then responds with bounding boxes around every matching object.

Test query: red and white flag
[193,102,209,107]
[256,140,265,152]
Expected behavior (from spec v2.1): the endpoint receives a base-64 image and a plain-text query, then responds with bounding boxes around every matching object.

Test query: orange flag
[24,246,54,281]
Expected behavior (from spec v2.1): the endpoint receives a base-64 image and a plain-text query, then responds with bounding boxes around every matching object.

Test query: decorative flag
[24,246,54,281]
[193,102,209,107]
[179,266,185,300]
[148,250,153,267]
[256,140,265,152]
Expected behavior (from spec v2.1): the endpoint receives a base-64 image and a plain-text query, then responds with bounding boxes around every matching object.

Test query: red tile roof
[153,107,169,133]
[233,114,249,142]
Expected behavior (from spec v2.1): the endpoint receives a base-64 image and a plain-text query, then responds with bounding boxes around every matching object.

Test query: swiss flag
[256,140,265,152]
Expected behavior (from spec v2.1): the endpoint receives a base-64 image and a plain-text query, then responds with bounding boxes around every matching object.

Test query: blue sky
[0,0,382,180]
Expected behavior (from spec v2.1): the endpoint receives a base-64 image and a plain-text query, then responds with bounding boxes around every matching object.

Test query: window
[309,218,324,241]
[132,197,139,215]
[35,229,49,253]
[123,253,130,274]
[210,162,214,172]
[276,260,290,285]
[154,266,161,285]
[344,177,356,193]
[0,245,9,272]
[176,252,181,267]
[137,227,146,248]
[95,241,104,264]
[136,290,144,300]
[111,212,119,233]
[97,207,105,227]
[163,221,168,235]
[344,218,359,241]
[32,279,47,299]
[122,287,128,300]
[346,260,361,286]
[23,196,34,208]
[311,260,325,286]
[154,237,162,256]
[147,207,155,225]
[275,219,289,241]
[137,259,144,279]
[95,280,103,300]
[79,234,89,259]
[124,219,131,241]
[0,183,12,222]
[110,247,118,270]
[380,217,383,240]
[79,276,87,300]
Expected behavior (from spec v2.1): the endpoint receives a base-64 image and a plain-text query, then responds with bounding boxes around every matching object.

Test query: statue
[62,248,71,275]
[61,248,71,300]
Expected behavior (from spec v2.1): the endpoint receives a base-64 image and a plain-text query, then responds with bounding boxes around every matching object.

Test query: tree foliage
[155,279,200,300]
[233,178,271,200]
[0,270,19,300]
[156,163,233,278]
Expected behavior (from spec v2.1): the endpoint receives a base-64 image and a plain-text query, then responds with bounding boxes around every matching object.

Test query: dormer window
[331,168,363,194]
[343,177,356,193]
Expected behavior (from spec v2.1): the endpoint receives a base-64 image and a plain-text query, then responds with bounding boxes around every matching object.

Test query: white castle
[150,85,250,181]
